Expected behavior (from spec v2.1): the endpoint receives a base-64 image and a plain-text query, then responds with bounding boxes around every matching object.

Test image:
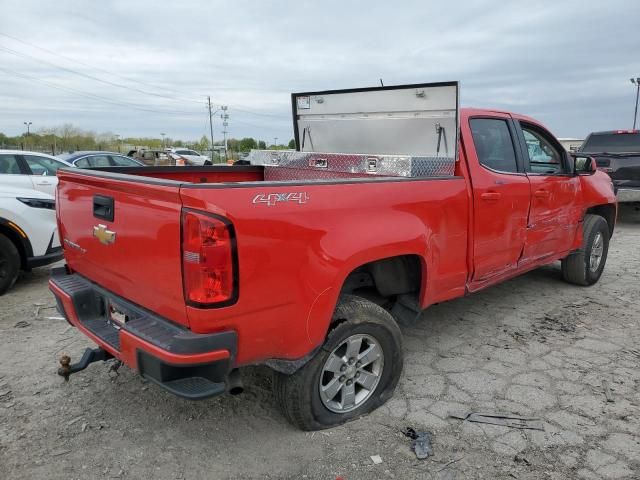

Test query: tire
[0,234,20,295]
[274,294,403,430]
[561,214,610,286]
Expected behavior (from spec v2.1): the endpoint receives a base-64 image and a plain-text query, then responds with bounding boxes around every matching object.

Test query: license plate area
[107,300,128,329]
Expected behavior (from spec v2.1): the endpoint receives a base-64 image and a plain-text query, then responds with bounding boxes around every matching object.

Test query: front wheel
[274,295,403,430]
[561,214,610,286]
[0,234,20,295]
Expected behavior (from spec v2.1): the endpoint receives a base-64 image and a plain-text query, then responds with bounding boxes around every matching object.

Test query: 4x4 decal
[252,192,309,207]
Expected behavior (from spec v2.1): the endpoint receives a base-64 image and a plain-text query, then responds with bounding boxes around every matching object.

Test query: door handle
[480,192,501,201]
[534,189,550,198]
[35,181,52,185]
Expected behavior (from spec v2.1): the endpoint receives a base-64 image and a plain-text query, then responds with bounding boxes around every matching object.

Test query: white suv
[0,186,62,294]
[0,150,72,196]
[167,148,211,166]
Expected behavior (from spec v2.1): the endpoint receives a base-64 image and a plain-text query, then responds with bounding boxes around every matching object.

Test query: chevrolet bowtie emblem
[93,224,116,245]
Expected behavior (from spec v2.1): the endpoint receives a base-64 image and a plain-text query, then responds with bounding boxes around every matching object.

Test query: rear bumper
[49,266,237,400]
[616,188,640,203]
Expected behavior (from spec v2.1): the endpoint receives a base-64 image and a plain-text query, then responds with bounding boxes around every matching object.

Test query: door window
[470,119,519,173]
[521,126,565,174]
[23,155,68,176]
[81,155,111,167]
[0,154,22,174]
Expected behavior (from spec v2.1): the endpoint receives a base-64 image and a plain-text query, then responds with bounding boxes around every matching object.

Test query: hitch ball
[58,354,71,381]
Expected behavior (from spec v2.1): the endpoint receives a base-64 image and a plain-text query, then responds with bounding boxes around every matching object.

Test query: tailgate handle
[93,195,114,222]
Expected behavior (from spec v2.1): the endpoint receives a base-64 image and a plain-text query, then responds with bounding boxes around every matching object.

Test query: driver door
[515,121,581,262]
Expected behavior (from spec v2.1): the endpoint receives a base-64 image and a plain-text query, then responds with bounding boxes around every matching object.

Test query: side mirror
[572,155,597,175]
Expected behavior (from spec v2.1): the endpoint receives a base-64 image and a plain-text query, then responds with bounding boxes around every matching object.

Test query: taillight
[181,210,237,307]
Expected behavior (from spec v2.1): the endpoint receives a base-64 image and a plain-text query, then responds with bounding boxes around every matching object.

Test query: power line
[0,44,206,105]
[0,32,290,120]
[0,31,204,103]
[232,107,286,118]
[0,66,203,116]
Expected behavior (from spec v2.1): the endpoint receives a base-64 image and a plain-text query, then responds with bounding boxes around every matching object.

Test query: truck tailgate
[56,170,189,327]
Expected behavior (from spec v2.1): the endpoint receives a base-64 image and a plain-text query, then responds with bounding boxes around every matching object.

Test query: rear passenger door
[0,154,33,190]
[466,115,531,282]
[514,121,581,262]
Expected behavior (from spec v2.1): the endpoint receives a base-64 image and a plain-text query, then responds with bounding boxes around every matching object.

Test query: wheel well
[341,254,422,304]
[586,204,616,237]
[0,225,28,269]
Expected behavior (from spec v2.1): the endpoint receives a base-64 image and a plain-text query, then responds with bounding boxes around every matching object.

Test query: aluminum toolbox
[249,81,459,180]
[248,150,455,180]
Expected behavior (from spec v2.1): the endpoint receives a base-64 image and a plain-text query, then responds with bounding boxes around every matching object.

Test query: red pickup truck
[50,82,616,430]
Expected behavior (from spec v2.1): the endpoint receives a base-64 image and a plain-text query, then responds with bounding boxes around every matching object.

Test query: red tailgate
[56,170,189,327]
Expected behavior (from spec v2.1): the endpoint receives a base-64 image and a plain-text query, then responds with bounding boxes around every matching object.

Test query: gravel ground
[1,205,639,480]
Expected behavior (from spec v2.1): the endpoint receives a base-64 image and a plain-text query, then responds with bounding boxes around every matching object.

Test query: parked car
[0,186,63,294]
[49,82,616,430]
[128,149,173,166]
[578,130,640,203]
[0,150,72,196]
[168,148,211,166]
[58,151,144,168]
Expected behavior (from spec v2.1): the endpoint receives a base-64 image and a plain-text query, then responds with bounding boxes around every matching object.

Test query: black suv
[579,130,640,203]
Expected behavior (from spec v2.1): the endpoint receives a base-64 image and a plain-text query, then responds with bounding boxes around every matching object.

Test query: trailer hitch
[58,347,113,381]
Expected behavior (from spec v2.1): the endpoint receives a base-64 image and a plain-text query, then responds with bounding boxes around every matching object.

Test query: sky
[1,0,639,143]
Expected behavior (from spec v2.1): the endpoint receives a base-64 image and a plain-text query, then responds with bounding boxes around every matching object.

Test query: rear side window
[84,155,111,167]
[0,154,22,174]
[24,155,66,176]
[110,155,138,166]
[470,119,519,173]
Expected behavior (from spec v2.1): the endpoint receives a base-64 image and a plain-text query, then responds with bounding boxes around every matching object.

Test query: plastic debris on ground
[403,427,433,459]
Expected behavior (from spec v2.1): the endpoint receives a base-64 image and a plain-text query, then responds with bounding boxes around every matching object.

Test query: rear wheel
[561,214,610,286]
[0,234,20,295]
[274,295,403,430]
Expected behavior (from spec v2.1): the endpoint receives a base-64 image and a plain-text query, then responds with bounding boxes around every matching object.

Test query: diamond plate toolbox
[248,150,455,181]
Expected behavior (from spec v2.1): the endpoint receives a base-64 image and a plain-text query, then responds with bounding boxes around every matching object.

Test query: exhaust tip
[227,369,243,395]
[229,385,244,395]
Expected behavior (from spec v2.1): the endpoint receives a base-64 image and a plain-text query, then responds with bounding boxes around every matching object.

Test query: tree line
[0,124,295,155]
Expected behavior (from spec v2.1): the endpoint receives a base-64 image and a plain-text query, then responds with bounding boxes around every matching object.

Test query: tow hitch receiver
[58,347,113,381]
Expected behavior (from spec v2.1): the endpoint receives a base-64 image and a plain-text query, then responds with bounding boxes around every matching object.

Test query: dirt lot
[1,206,639,480]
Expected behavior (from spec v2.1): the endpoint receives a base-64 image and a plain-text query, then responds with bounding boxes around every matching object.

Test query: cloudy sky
[1,0,639,143]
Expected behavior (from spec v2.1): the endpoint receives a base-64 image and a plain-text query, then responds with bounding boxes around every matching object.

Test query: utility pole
[273,137,278,149]
[221,106,229,162]
[24,121,32,136]
[207,96,215,161]
[115,134,121,153]
[160,132,166,149]
[631,78,640,130]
